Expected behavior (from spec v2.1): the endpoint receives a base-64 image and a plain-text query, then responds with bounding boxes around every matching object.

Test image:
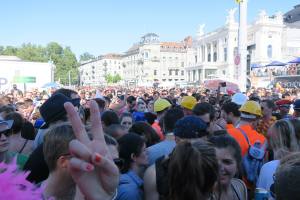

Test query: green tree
[105,74,122,83]
[0,46,4,54]
[16,43,48,62]
[113,74,122,83]
[49,44,78,85]
[80,52,95,62]
[2,46,18,55]
[105,74,113,83]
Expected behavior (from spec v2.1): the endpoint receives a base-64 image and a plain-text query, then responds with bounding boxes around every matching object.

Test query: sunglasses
[122,122,132,125]
[0,130,11,138]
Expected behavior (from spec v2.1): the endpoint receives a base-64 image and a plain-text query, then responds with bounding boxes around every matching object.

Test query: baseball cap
[294,99,300,111]
[174,116,209,139]
[0,120,13,132]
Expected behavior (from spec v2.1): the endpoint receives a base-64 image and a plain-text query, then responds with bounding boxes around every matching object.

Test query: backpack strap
[238,128,250,147]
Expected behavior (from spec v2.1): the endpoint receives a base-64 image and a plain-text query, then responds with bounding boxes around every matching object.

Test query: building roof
[125,44,141,55]
[141,33,159,38]
[284,4,300,24]
[160,42,184,48]
[160,36,193,50]
[102,53,123,59]
[0,56,22,61]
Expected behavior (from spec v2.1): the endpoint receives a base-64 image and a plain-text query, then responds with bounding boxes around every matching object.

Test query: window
[168,79,172,81]
[208,53,211,62]
[175,70,178,75]
[195,55,198,63]
[144,52,149,59]
[201,46,205,62]
[205,69,217,79]
[213,52,217,62]
[267,45,272,58]
[181,70,184,75]
[234,47,238,57]
[193,70,196,81]
[169,70,172,75]
[224,48,227,62]
[154,70,157,75]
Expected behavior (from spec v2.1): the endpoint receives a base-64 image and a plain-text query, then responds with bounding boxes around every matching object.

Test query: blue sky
[1,0,298,58]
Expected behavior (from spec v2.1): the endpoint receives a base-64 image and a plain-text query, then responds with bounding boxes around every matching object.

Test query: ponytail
[167,140,218,200]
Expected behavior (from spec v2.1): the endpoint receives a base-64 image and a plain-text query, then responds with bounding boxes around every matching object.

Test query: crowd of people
[252,64,300,77]
[0,83,300,200]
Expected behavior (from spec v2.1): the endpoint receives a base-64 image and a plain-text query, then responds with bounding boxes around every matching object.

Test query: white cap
[232,93,247,106]
[95,90,105,101]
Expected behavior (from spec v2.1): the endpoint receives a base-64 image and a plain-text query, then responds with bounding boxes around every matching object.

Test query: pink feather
[0,159,43,200]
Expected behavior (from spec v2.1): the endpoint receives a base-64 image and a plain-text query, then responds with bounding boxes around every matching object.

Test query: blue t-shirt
[147,140,176,166]
[116,171,143,200]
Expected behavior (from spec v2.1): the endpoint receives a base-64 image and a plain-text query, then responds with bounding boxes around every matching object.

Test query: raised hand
[64,100,119,200]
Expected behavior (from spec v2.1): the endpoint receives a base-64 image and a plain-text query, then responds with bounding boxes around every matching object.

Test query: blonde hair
[269,119,300,159]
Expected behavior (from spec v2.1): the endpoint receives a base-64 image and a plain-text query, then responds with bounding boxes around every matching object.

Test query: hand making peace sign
[64,100,119,200]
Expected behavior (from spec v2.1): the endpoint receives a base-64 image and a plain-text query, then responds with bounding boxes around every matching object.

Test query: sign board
[13,76,36,83]
[274,75,300,88]
[234,54,241,80]
[235,0,243,3]
[234,55,241,65]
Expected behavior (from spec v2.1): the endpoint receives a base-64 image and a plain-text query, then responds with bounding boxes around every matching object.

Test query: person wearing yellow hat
[180,96,197,116]
[152,99,172,140]
[227,101,266,156]
[154,99,171,113]
[227,101,266,189]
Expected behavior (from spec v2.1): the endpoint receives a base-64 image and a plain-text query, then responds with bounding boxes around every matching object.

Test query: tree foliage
[0,42,79,85]
[105,73,122,83]
[79,52,95,62]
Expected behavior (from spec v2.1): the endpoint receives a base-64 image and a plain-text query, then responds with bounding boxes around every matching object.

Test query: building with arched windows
[186,6,300,86]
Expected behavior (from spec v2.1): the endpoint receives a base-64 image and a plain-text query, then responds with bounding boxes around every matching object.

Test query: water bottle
[255,188,269,200]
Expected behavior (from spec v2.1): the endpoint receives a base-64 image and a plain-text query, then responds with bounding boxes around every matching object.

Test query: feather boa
[0,159,43,200]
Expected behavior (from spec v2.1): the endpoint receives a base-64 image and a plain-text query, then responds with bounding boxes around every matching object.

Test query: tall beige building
[122,33,195,87]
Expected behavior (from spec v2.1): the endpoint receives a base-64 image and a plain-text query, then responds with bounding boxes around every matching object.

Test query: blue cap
[174,116,209,139]
[294,99,300,110]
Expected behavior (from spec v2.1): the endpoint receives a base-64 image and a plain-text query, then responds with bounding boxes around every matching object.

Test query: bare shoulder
[144,164,159,200]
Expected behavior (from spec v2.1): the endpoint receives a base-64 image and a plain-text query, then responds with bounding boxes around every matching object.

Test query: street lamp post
[237,0,248,92]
